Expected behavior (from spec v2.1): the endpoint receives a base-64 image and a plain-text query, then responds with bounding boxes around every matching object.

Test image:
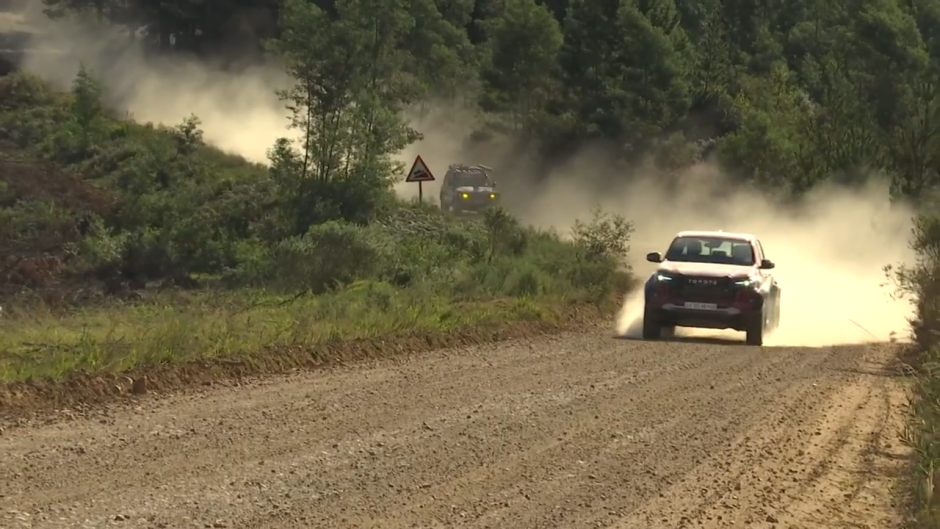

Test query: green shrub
[261,221,392,294]
[483,206,528,258]
[570,205,634,264]
[503,261,550,297]
[63,214,129,276]
[887,208,940,526]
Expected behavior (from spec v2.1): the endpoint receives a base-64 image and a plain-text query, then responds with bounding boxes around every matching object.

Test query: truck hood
[658,260,756,278]
[455,186,495,193]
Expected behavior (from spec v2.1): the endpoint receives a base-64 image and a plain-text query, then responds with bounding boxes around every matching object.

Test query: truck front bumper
[646,301,761,332]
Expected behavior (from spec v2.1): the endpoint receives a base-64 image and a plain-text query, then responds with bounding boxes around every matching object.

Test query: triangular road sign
[405,155,435,182]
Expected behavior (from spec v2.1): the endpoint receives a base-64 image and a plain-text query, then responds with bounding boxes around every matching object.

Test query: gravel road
[0,331,911,528]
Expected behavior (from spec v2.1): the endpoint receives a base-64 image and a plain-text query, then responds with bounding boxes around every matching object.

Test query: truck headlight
[733,277,757,287]
[461,193,469,199]
[656,273,675,282]
[490,193,496,199]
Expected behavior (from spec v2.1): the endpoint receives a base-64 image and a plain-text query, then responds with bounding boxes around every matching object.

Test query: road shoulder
[0,304,610,425]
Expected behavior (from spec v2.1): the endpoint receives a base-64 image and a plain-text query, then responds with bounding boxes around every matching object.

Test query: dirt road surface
[0,331,912,528]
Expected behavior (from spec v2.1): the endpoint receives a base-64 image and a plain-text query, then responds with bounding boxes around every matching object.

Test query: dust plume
[9,2,292,164]
[529,160,913,347]
[396,110,915,346]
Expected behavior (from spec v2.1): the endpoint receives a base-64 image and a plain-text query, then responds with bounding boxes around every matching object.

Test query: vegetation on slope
[0,66,635,382]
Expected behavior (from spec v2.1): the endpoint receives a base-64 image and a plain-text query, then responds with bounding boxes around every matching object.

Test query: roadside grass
[0,285,609,384]
[908,344,940,528]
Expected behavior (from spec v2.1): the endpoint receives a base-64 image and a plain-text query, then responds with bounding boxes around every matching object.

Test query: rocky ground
[0,331,912,528]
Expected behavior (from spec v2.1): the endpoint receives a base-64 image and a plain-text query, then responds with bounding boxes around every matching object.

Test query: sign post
[405,155,435,203]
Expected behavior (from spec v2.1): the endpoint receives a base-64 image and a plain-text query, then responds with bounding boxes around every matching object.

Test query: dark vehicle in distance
[439,164,500,214]
[642,230,781,346]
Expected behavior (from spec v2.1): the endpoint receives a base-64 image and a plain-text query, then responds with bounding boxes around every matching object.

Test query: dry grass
[907,343,940,528]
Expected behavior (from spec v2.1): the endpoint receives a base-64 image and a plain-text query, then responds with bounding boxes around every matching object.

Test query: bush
[483,206,528,258]
[887,209,940,527]
[221,203,632,302]
[64,214,129,276]
[236,221,390,294]
[570,205,634,264]
[887,211,940,343]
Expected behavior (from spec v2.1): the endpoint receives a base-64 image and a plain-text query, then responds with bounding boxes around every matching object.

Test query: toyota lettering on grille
[689,279,718,286]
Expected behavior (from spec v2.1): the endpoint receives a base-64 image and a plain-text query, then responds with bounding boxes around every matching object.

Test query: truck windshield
[452,171,490,187]
[664,236,755,266]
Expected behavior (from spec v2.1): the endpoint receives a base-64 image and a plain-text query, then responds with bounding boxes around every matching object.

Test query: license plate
[684,302,718,311]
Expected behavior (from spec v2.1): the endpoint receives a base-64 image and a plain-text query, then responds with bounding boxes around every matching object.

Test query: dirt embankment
[0,331,912,528]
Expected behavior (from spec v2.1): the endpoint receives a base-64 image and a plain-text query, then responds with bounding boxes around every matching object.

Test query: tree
[267,0,421,232]
[400,0,478,101]
[478,0,563,136]
[717,64,815,192]
[547,0,693,158]
[887,78,940,200]
[70,63,106,149]
[34,0,940,202]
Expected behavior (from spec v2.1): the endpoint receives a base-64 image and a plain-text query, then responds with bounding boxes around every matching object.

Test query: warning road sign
[405,155,435,182]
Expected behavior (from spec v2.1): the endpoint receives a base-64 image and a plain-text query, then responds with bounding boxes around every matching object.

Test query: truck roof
[448,164,490,174]
[675,230,757,241]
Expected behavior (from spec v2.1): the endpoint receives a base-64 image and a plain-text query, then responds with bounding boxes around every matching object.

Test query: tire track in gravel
[0,333,911,529]
[293,345,800,529]
[615,343,911,529]
[0,333,717,527]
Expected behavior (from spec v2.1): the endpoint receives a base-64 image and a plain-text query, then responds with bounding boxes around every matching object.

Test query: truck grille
[468,193,494,203]
[674,276,735,302]
[459,193,496,207]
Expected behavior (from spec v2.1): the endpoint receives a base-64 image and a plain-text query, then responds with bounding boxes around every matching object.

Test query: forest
[3,0,940,522]
[28,0,940,201]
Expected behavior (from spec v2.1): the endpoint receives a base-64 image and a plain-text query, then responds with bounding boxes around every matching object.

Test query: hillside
[0,68,634,307]
[0,68,265,303]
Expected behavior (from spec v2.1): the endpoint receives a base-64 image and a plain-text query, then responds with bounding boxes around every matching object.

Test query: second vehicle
[439,164,500,214]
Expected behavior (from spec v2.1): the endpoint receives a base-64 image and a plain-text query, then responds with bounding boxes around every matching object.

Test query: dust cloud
[9,2,293,164]
[7,6,916,347]
[398,120,916,348]
[599,169,915,347]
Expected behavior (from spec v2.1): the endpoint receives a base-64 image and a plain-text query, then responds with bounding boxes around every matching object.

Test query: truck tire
[745,311,764,346]
[642,308,662,340]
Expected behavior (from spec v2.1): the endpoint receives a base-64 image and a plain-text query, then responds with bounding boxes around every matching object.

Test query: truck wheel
[642,308,662,340]
[745,312,764,346]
